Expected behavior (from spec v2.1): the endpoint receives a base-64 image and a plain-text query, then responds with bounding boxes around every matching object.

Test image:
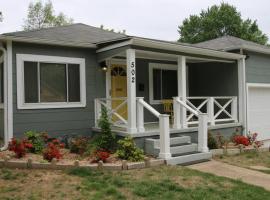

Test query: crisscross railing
[94,97,128,128]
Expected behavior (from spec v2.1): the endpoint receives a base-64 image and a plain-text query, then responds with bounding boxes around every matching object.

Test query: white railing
[185,96,238,126]
[173,97,209,153]
[137,97,171,159]
[94,97,128,128]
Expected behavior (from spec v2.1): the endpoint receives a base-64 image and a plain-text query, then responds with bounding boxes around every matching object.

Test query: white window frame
[17,54,86,109]
[149,63,177,104]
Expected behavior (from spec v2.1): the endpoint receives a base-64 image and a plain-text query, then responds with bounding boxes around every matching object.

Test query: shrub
[96,106,116,151]
[247,132,264,148]
[233,135,250,146]
[8,138,33,158]
[69,136,89,155]
[116,136,144,162]
[208,132,218,149]
[24,131,46,153]
[43,142,62,162]
[93,149,110,162]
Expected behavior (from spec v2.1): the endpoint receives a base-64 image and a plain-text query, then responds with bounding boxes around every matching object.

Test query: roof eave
[0,35,97,48]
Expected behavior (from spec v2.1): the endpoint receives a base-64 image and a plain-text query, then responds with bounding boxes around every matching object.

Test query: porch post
[126,49,137,133]
[238,58,247,135]
[177,56,187,128]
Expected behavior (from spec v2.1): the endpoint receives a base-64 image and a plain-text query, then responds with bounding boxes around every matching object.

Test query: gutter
[0,35,97,48]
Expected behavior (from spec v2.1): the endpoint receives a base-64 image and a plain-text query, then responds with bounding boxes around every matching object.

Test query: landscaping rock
[210,149,224,156]
[149,159,165,167]
[127,162,145,170]
[103,163,122,170]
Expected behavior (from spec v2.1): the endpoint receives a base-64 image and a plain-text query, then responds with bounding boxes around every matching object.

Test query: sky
[0,0,269,41]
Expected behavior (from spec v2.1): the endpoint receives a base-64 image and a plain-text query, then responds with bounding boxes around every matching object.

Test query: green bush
[96,106,116,151]
[24,131,46,153]
[116,136,144,162]
[208,132,218,149]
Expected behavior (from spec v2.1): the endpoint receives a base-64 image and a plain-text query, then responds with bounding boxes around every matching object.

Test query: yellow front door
[111,64,128,121]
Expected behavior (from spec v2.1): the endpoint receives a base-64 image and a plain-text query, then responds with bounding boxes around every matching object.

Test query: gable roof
[193,36,270,55]
[1,23,129,48]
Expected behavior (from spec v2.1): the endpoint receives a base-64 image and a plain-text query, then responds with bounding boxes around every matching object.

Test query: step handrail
[173,97,209,153]
[137,97,171,160]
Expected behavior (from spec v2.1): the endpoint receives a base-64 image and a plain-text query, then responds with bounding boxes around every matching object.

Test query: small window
[149,63,178,104]
[17,54,86,109]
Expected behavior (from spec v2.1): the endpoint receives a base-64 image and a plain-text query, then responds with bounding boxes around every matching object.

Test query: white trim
[246,83,270,135]
[149,63,177,104]
[96,39,132,53]
[7,41,13,141]
[238,58,247,135]
[16,54,86,109]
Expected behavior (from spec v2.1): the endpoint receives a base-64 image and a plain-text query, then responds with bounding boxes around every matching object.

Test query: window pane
[40,63,66,102]
[153,69,161,100]
[0,63,3,103]
[24,61,38,103]
[68,64,80,102]
[162,70,178,99]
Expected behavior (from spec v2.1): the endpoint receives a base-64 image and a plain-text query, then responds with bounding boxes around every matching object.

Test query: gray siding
[188,62,238,96]
[245,51,270,83]
[0,109,3,139]
[12,42,106,138]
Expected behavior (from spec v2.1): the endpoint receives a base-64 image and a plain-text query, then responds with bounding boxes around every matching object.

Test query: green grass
[66,166,270,200]
[0,166,270,200]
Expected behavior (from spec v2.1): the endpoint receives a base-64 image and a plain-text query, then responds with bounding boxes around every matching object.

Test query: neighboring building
[0,24,264,164]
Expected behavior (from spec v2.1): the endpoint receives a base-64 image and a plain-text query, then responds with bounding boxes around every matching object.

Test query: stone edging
[210,146,270,156]
[0,157,165,171]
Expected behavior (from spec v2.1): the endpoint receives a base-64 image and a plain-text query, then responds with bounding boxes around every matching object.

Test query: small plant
[96,106,116,151]
[24,131,46,153]
[43,139,65,162]
[8,138,33,158]
[247,132,264,148]
[69,136,89,155]
[215,133,225,148]
[233,135,250,146]
[208,132,218,149]
[116,136,144,162]
[93,149,111,162]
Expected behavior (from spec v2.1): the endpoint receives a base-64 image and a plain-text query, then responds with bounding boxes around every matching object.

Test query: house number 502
[131,61,135,83]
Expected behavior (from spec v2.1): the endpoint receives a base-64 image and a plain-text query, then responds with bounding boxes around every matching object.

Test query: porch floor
[93,122,241,138]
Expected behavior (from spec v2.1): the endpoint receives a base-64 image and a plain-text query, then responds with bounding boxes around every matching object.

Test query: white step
[146,136,191,148]
[169,143,197,155]
[166,152,212,165]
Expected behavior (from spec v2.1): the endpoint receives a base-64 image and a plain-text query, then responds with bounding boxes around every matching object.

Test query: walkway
[188,160,270,191]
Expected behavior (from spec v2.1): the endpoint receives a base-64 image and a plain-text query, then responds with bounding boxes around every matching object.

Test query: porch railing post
[173,97,181,129]
[94,99,101,127]
[136,97,145,132]
[198,113,209,153]
[180,96,187,128]
[231,97,238,122]
[159,114,171,160]
[207,97,215,126]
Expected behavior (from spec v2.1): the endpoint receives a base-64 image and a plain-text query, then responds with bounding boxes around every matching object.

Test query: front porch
[94,38,246,162]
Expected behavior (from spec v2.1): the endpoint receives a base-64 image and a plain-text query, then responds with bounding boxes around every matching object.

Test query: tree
[178,3,268,45]
[0,12,3,22]
[23,0,73,31]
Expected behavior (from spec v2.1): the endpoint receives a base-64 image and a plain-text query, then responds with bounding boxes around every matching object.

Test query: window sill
[17,102,86,110]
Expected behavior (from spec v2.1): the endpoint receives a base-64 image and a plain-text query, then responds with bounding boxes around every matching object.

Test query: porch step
[166,152,212,165]
[145,135,212,165]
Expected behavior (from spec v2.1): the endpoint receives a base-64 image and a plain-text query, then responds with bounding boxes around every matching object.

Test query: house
[0,23,263,164]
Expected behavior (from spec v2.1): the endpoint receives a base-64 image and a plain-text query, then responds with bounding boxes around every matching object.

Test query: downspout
[0,44,8,151]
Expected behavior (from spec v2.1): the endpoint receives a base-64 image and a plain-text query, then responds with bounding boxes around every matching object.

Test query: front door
[111,64,127,121]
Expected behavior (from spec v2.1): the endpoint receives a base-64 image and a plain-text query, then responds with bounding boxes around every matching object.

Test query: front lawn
[0,166,270,200]
[215,151,270,168]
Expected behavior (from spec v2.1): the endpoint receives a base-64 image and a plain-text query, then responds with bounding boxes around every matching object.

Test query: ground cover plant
[0,166,270,200]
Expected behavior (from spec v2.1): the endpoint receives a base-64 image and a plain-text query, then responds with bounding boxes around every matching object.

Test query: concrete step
[166,152,212,165]
[169,143,198,155]
[146,136,191,148]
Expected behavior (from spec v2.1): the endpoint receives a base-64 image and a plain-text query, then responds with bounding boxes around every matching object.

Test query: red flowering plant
[92,149,110,163]
[8,138,33,158]
[43,139,65,162]
[233,135,250,146]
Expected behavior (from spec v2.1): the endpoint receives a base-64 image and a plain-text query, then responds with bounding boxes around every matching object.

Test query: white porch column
[177,56,187,128]
[126,49,137,133]
[198,113,209,153]
[238,58,247,135]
